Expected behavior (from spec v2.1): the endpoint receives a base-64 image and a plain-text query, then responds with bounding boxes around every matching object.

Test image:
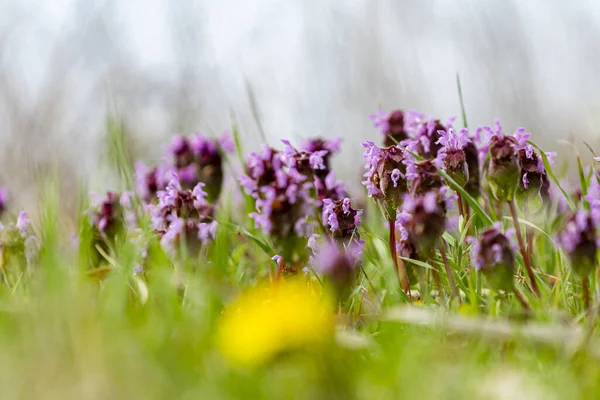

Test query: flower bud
[486,135,520,202]
[470,223,516,292]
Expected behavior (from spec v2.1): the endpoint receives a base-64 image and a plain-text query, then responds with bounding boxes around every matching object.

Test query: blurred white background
[1,0,600,205]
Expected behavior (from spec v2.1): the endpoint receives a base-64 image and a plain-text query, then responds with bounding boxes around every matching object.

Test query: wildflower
[90,192,126,241]
[219,130,236,153]
[0,186,7,217]
[315,171,346,205]
[362,142,408,214]
[483,121,520,202]
[168,133,226,202]
[469,223,516,292]
[241,145,281,194]
[281,140,329,180]
[370,109,423,147]
[312,241,361,292]
[149,175,217,253]
[405,156,445,195]
[585,178,600,224]
[557,210,598,277]
[517,148,551,202]
[396,190,449,256]
[413,117,455,159]
[16,211,31,238]
[0,211,40,266]
[248,170,314,239]
[436,127,470,187]
[135,162,169,203]
[216,279,334,366]
[322,198,362,244]
[300,137,342,179]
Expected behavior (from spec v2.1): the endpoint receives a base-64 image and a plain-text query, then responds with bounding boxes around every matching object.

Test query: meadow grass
[0,117,599,400]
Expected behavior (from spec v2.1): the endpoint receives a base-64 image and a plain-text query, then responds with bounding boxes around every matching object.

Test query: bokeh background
[2,0,600,208]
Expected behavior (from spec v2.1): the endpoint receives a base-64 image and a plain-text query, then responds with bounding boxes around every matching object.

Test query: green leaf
[438,170,494,225]
[577,155,588,197]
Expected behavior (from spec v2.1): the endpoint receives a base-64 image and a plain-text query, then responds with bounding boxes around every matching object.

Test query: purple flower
[469,223,516,291]
[315,171,346,205]
[369,109,390,134]
[412,116,455,158]
[302,137,342,154]
[0,186,7,216]
[322,198,362,244]
[309,150,328,170]
[397,190,447,255]
[16,211,31,238]
[281,140,334,180]
[370,109,425,147]
[512,128,533,157]
[516,144,551,202]
[585,178,600,224]
[219,130,236,153]
[313,241,361,291]
[436,128,470,153]
[362,142,408,213]
[149,175,217,252]
[557,210,598,276]
[164,132,225,202]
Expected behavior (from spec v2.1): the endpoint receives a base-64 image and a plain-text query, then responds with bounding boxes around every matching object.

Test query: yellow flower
[217,279,335,366]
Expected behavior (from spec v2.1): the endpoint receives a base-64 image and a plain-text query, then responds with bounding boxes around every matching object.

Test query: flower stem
[457,193,465,219]
[508,199,540,296]
[439,239,461,304]
[513,288,531,310]
[582,275,591,316]
[388,218,410,295]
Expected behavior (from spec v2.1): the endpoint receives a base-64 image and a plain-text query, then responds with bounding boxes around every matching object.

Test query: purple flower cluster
[148,174,217,252]
[89,191,131,240]
[557,210,598,276]
[361,141,408,214]
[310,239,361,291]
[370,109,424,147]
[0,187,7,217]
[0,210,40,266]
[395,188,455,256]
[476,119,554,203]
[241,144,316,239]
[469,222,517,291]
[136,131,233,204]
[322,198,362,244]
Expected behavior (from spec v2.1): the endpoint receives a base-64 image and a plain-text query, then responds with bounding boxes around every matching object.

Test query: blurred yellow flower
[217,279,335,366]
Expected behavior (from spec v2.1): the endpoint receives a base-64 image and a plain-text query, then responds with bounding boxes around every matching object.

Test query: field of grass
[0,112,599,400]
